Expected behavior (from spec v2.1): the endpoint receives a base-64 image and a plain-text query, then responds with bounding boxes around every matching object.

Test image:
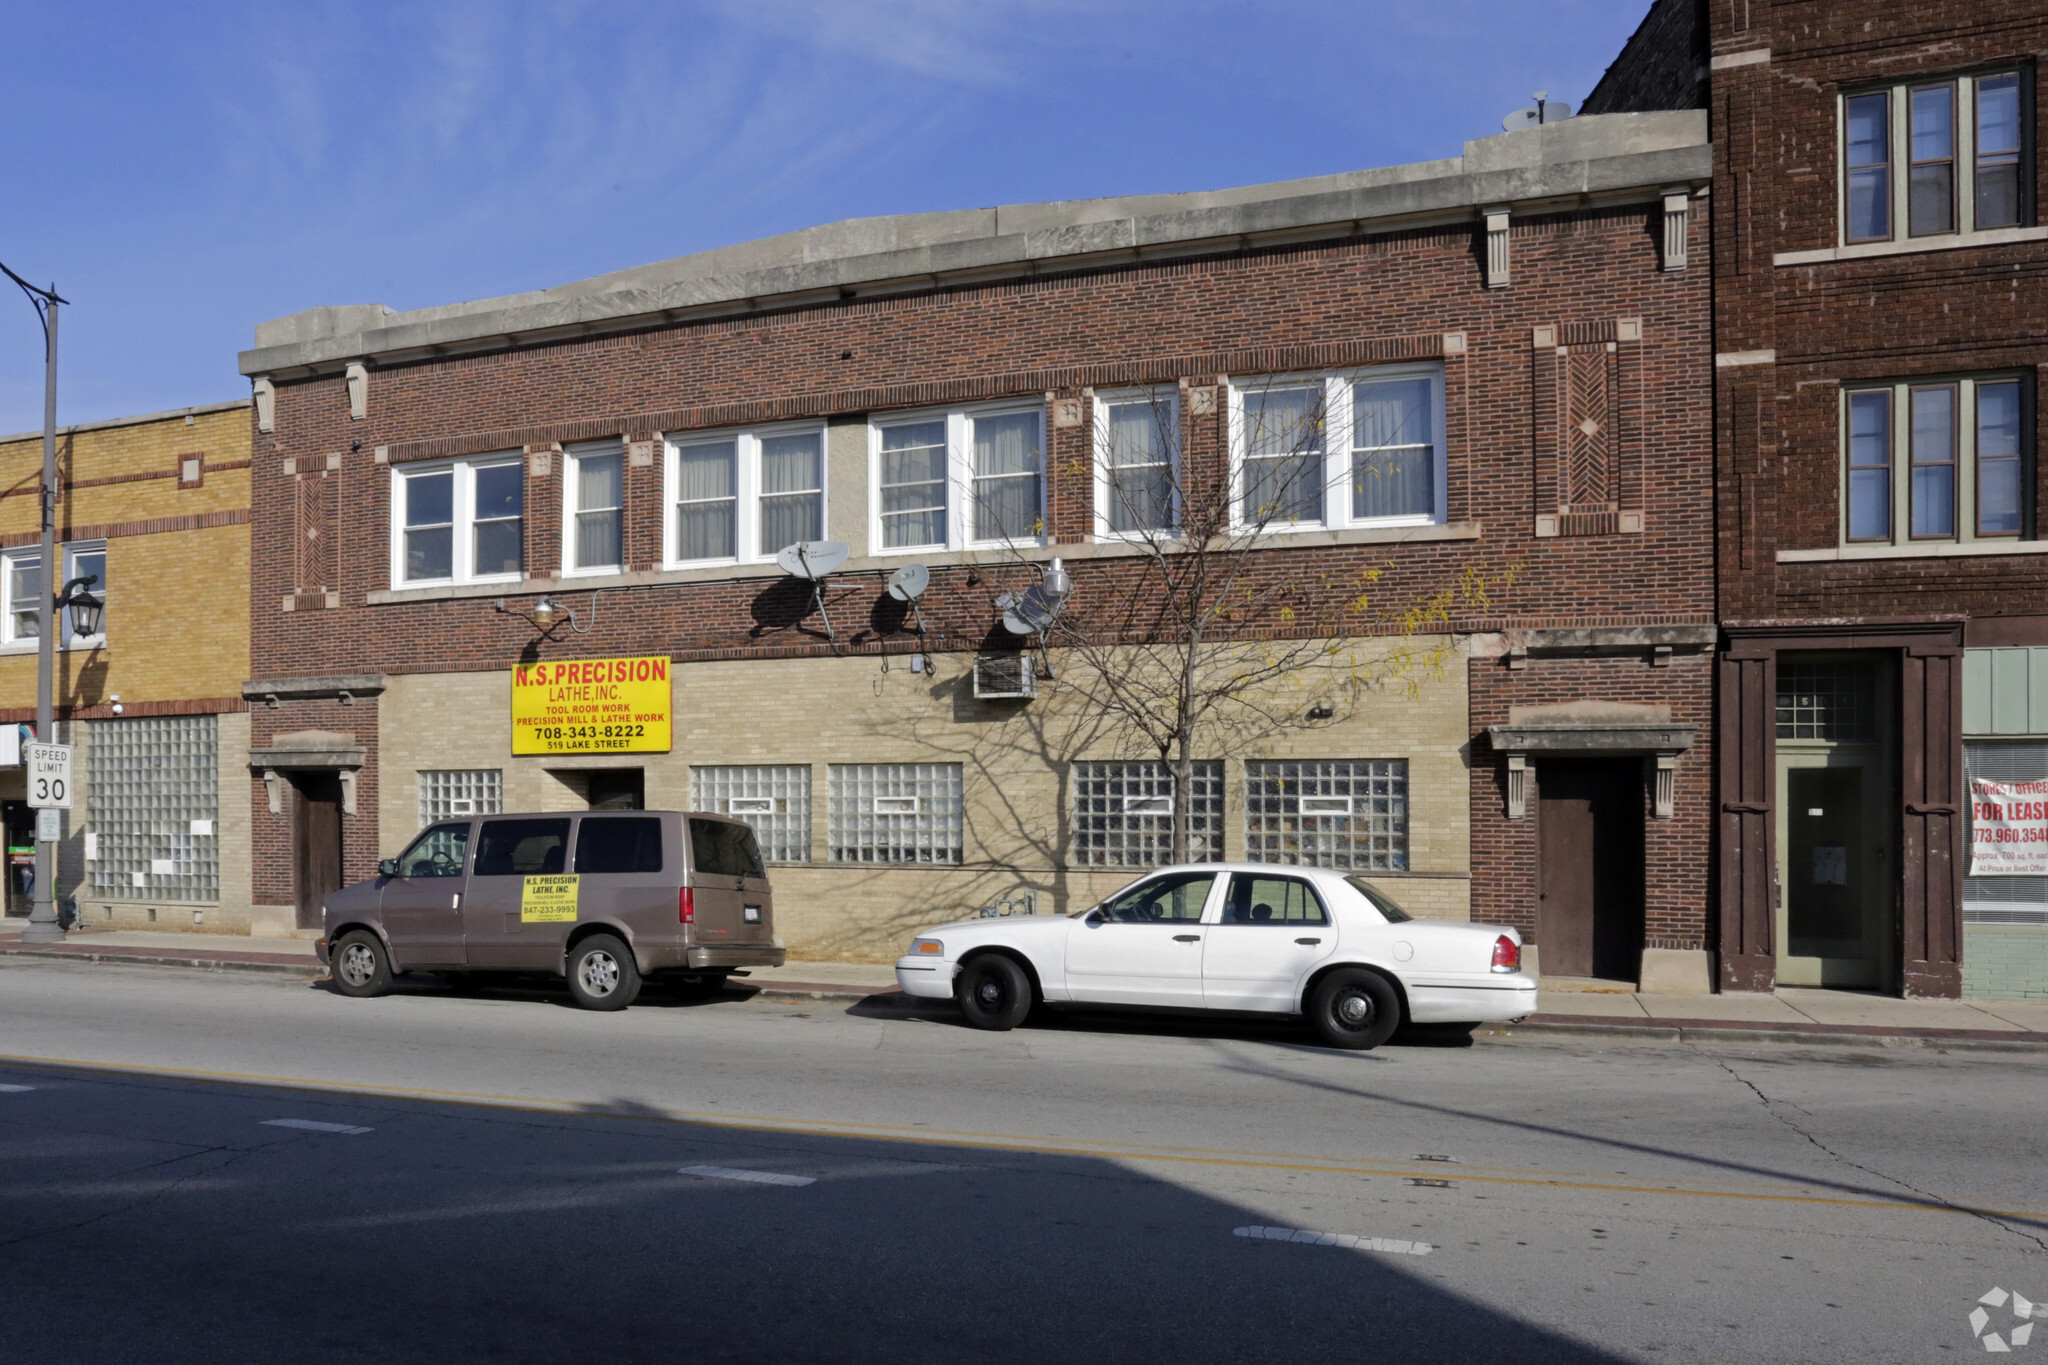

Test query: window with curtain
[971,411,1043,542]
[393,456,524,587]
[758,432,823,552]
[1096,392,1177,535]
[878,420,949,550]
[567,443,623,572]
[1241,385,1324,525]
[674,439,737,562]
[662,425,825,566]
[1352,378,1435,520]
[1233,365,1444,533]
[1841,70,2031,245]
[871,406,1049,553]
[1841,376,2028,547]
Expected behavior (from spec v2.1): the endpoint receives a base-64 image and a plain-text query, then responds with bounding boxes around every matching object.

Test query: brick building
[235,112,1715,973]
[1589,0,2048,1000]
[0,402,253,932]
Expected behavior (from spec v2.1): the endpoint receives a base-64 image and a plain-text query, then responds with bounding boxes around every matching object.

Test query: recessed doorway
[585,769,644,811]
[1536,759,1646,982]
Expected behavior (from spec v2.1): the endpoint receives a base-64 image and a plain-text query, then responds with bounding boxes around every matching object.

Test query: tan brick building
[0,401,253,932]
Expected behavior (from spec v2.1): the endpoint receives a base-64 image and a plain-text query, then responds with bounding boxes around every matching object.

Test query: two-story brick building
[1589,0,2048,1000]
[235,113,1719,975]
[0,401,254,933]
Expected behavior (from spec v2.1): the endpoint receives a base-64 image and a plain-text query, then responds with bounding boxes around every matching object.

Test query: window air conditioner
[973,655,1036,700]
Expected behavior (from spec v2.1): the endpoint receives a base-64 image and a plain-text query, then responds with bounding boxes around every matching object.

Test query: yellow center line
[6,1049,2044,1224]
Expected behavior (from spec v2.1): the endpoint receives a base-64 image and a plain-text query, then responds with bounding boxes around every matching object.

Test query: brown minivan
[315,810,785,1010]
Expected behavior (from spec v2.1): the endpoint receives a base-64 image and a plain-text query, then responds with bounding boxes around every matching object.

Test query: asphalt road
[0,958,2043,1364]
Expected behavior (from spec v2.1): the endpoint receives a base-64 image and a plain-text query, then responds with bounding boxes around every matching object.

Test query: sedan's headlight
[910,937,945,956]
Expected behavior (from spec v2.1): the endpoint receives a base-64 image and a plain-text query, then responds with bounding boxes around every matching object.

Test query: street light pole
[3,262,68,944]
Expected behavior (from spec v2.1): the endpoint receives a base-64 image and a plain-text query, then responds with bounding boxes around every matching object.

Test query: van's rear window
[576,818,664,874]
[474,819,570,876]
[690,819,767,880]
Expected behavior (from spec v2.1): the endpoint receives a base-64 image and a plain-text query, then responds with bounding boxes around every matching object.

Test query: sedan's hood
[917,914,1068,939]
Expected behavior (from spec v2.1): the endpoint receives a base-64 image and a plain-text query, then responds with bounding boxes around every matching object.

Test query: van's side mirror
[378,858,399,878]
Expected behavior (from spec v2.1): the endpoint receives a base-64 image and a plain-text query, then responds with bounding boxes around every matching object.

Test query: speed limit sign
[26,742,73,809]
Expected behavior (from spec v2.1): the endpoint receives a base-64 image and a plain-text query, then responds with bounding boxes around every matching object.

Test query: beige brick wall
[379,638,1471,961]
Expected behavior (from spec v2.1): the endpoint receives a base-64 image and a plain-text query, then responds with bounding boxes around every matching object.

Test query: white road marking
[0,1084,35,1093]
[262,1118,373,1135]
[679,1164,815,1187]
[1234,1226,1432,1256]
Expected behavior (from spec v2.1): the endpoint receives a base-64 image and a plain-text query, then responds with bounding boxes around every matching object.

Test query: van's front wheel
[566,935,641,1011]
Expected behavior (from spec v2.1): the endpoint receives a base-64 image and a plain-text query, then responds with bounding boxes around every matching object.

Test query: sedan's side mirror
[378,858,399,878]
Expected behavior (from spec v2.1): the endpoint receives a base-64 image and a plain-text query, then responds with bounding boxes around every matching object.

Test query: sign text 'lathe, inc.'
[510,656,673,756]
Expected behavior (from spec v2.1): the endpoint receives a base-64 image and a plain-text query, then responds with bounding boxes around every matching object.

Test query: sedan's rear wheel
[566,935,642,1012]
[955,954,1032,1031]
[1307,968,1401,1050]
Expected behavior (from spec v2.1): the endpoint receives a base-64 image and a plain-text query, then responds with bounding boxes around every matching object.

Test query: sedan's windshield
[1344,875,1413,923]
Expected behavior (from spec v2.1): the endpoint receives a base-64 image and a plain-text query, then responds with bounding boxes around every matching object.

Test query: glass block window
[829,763,963,864]
[1245,759,1408,871]
[691,765,812,863]
[86,715,218,902]
[1776,661,1878,741]
[1964,741,2048,925]
[1071,761,1222,866]
[418,769,502,827]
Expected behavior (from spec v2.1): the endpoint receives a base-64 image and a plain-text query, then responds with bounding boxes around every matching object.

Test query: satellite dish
[887,563,930,602]
[1001,584,1062,636]
[775,540,849,580]
[1502,94,1572,132]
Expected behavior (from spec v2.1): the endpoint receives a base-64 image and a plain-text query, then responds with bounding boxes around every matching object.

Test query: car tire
[330,931,393,999]
[1307,968,1401,1050]
[566,935,642,1012]
[955,954,1033,1031]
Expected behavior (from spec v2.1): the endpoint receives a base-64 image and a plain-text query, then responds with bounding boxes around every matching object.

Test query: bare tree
[980,376,1513,865]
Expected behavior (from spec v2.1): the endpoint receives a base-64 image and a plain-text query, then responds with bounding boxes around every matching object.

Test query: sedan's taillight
[679,887,695,924]
[1490,935,1519,973]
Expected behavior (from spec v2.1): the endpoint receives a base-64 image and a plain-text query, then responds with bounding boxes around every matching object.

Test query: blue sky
[0,0,1651,435]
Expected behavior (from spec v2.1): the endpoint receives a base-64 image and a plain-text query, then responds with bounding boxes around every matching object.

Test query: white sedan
[894,864,1537,1049]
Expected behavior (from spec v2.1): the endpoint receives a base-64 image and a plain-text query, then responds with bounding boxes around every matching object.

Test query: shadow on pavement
[0,1055,1625,1365]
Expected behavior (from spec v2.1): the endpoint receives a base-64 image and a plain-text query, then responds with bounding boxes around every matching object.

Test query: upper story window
[1093,389,1180,537]
[1842,375,2030,546]
[392,455,524,587]
[1843,69,2031,246]
[564,441,624,574]
[664,424,824,567]
[0,540,107,649]
[870,404,1045,553]
[1230,365,1444,532]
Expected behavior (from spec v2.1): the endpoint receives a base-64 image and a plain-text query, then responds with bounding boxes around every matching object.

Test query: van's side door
[574,815,670,947]
[687,818,773,949]
[380,822,471,968]
[461,817,574,969]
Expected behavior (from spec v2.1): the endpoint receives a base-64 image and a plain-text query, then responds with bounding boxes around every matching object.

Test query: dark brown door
[291,773,345,931]
[1536,760,1645,982]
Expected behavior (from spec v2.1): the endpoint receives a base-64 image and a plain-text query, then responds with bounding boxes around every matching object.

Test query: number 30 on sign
[26,742,73,809]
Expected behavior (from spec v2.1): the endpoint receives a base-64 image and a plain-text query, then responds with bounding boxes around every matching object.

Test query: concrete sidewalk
[4,921,2044,1046]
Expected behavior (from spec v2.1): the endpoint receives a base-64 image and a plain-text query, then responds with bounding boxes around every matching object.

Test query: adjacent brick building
[0,402,254,932]
[1589,0,2048,998]
[236,113,1720,975]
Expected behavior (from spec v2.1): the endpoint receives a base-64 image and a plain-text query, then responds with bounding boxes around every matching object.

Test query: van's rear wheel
[566,935,641,1011]
[955,954,1032,1031]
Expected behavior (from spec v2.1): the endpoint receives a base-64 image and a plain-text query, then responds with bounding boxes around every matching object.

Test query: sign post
[26,741,73,810]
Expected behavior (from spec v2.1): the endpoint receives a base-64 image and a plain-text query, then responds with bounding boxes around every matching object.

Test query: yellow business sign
[521,874,580,923]
[511,656,673,755]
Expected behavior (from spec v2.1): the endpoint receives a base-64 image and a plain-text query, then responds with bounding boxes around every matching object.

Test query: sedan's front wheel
[955,954,1033,1031]
[1307,968,1401,1050]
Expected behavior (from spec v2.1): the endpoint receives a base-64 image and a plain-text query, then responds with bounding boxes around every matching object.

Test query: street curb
[0,943,327,979]
[1486,1016,2048,1052]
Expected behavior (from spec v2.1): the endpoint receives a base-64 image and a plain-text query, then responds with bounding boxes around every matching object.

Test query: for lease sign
[511,656,673,756]
[1969,776,2048,876]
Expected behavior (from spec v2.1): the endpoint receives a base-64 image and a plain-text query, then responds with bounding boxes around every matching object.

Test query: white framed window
[1245,759,1409,870]
[563,441,625,575]
[1072,761,1223,867]
[1841,375,2029,546]
[1093,389,1180,537]
[1229,366,1445,532]
[1,540,108,649]
[829,763,963,863]
[1842,69,2030,247]
[390,455,524,588]
[418,769,502,827]
[664,424,825,567]
[690,764,812,863]
[869,403,1046,554]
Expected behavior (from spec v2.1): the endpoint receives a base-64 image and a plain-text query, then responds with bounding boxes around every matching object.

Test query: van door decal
[521,874,580,923]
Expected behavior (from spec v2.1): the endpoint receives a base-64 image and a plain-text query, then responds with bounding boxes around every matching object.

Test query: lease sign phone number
[511,656,673,756]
